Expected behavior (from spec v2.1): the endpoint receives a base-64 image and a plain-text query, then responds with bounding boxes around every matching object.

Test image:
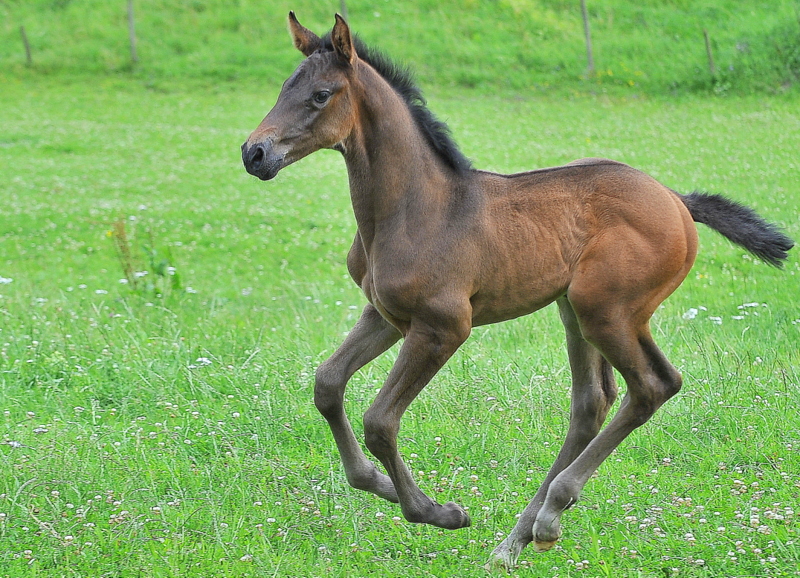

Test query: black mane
[320,32,473,173]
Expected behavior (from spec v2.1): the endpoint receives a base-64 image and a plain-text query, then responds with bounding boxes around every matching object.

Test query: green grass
[1,0,800,94]
[1,75,799,576]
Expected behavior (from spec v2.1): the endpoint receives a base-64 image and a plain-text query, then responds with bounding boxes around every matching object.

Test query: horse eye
[313,90,331,105]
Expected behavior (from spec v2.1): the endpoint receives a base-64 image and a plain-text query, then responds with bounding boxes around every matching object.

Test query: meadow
[0,74,798,576]
[1,2,800,576]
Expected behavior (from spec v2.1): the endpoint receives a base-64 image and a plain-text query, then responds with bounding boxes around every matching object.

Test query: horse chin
[262,154,303,180]
[261,160,283,181]
[254,156,284,181]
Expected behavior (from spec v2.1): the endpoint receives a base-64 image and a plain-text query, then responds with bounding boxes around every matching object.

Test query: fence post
[703,29,716,77]
[580,0,595,76]
[20,26,33,66]
[128,0,139,64]
[340,0,349,22]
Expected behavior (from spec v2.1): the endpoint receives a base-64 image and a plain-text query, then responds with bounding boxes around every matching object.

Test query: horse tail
[678,191,794,268]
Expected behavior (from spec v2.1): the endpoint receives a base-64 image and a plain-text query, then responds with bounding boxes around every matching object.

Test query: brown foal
[242,13,793,568]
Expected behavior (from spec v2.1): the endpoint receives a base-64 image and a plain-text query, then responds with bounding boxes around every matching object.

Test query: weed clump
[109,218,182,297]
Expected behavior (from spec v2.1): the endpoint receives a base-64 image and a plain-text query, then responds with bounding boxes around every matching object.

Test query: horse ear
[331,13,357,66]
[288,11,320,56]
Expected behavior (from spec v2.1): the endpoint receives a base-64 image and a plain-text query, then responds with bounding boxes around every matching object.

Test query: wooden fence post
[128,0,139,64]
[340,0,349,22]
[703,29,716,77]
[580,0,595,76]
[20,26,33,66]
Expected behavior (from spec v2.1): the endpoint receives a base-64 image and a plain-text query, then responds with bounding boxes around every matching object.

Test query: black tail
[679,191,794,268]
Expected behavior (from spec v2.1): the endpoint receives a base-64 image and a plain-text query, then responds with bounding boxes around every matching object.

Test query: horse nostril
[243,142,267,171]
[251,145,265,168]
[242,140,282,180]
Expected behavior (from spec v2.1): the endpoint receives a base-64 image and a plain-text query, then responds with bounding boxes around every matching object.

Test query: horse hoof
[532,539,558,553]
[532,519,562,551]
[441,501,471,529]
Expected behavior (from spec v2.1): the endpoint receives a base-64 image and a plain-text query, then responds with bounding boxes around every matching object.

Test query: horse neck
[342,66,455,250]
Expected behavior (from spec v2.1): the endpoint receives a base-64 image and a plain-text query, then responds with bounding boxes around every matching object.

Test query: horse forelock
[284,63,306,90]
[285,52,338,90]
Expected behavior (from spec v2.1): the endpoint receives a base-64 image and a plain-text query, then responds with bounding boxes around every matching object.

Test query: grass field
[1,71,799,576]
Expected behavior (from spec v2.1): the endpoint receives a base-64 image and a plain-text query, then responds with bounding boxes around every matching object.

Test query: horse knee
[363,409,397,459]
[314,363,345,419]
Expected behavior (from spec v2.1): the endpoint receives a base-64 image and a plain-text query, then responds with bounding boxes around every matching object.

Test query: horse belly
[470,255,573,326]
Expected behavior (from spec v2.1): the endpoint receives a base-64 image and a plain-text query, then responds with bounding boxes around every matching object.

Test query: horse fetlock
[529,479,575,548]
[440,501,472,529]
[347,467,399,503]
[487,537,525,572]
[545,476,580,512]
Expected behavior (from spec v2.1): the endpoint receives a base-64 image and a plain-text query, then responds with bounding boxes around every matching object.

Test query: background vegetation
[1,1,799,576]
[1,0,800,93]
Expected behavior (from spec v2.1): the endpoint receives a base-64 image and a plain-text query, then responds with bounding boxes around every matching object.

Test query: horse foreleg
[489,297,618,569]
[315,304,401,502]
[363,314,472,530]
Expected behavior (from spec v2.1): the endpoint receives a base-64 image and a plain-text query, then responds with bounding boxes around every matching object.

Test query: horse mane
[320,32,473,174]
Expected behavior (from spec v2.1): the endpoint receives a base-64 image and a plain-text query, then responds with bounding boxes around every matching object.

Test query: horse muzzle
[242,140,284,181]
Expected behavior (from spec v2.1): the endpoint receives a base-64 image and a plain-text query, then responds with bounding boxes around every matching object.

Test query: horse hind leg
[531,307,683,551]
[489,297,618,569]
[528,193,696,552]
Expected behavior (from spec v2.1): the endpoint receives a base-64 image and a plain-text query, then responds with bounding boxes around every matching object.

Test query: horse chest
[363,268,424,332]
[349,244,434,334]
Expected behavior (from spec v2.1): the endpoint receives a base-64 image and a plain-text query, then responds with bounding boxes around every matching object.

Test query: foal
[242,13,793,567]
